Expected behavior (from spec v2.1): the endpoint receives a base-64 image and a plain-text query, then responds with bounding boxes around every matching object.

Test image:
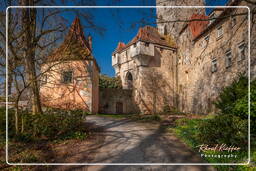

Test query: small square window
[211,59,217,73]
[62,70,73,84]
[217,26,223,39]
[225,51,232,68]
[145,42,149,47]
[238,43,245,61]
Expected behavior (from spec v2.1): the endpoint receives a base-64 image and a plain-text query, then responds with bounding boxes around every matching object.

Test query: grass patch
[97,113,130,118]
[170,117,255,170]
[97,113,161,122]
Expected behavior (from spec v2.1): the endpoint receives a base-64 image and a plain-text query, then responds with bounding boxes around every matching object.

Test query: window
[238,42,245,61]
[126,72,133,89]
[231,16,236,27]
[41,74,47,85]
[62,70,73,84]
[217,26,223,39]
[133,43,137,48]
[211,59,217,73]
[209,13,216,25]
[145,42,149,47]
[203,35,210,48]
[225,51,232,68]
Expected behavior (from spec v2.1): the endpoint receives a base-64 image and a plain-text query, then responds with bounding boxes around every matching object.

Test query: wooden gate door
[116,102,123,114]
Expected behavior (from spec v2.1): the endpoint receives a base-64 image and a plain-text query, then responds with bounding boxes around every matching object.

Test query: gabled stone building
[112,26,177,114]
[113,0,255,114]
[40,17,100,113]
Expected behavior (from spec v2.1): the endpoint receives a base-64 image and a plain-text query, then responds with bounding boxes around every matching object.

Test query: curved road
[55,115,215,171]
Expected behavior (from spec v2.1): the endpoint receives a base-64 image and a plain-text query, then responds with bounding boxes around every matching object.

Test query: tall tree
[21,0,42,114]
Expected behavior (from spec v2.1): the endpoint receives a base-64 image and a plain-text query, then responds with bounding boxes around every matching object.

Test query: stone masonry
[113,0,256,114]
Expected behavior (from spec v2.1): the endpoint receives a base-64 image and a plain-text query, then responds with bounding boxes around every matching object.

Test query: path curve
[56,115,215,171]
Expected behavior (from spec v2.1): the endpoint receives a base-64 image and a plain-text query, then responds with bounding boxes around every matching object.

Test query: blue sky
[62,0,228,77]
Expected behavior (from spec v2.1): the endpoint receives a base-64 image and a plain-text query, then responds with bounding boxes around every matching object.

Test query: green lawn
[96,113,161,122]
[171,117,255,171]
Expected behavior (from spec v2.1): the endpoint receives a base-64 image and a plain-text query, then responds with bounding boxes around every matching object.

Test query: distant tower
[156,0,206,39]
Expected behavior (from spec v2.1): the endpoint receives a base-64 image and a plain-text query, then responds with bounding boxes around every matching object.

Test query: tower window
[62,70,73,84]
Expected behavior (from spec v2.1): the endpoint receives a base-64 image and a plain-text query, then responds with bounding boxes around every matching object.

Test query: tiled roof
[115,42,126,52]
[46,17,92,62]
[189,14,209,39]
[114,25,176,54]
[192,0,240,41]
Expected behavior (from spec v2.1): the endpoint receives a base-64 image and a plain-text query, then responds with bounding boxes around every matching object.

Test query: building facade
[40,17,99,113]
[113,0,256,114]
[112,26,177,114]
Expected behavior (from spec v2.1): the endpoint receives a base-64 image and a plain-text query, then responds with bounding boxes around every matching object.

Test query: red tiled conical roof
[46,17,92,62]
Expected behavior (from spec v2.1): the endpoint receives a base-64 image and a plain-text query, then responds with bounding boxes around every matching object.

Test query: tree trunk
[21,0,42,114]
[14,100,19,134]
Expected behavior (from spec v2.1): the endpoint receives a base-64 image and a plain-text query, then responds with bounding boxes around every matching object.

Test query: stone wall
[156,0,256,114]
[133,47,177,114]
[99,88,139,114]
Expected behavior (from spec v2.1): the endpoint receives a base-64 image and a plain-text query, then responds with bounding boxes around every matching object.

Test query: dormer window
[62,70,73,84]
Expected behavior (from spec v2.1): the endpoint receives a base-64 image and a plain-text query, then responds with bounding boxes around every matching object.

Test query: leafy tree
[99,74,122,89]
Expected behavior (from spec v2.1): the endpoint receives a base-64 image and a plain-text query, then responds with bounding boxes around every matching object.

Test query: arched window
[125,72,133,89]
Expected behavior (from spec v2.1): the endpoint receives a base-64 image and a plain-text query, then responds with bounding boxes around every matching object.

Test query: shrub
[4,108,87,142]
[214,75,256,136]
[214,74,248,116]
[196,114,247,147]
[194,75,254,148]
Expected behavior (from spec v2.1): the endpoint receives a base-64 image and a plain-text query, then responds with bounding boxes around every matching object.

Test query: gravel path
[54,115,215,171]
